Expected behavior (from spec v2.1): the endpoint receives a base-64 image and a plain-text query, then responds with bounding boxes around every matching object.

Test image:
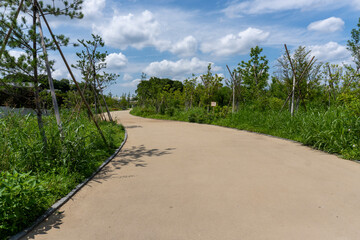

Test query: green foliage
[136,77,184,112]
[236,46,269,101]
[187,107,208,123]
[347,17,360,67]
[337,91,360,116]
[200,64,223,108]
[0,170,50,239]
[0,112,124,238]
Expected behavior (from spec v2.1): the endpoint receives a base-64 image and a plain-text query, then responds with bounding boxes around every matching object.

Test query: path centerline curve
[23,110,360,240]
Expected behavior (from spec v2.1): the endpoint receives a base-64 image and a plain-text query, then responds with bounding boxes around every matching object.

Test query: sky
[36,0,360,96]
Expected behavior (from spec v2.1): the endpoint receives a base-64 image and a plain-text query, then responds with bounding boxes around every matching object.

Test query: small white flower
[353,144,356,148]
[348,129,351,132]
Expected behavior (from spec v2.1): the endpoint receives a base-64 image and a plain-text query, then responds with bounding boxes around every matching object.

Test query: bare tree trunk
[96,91,106,121]
[36,11,63,138]
[290,75,296,116]
[32,2,47,147]
[90,57,114,122]
[36,2,107,145]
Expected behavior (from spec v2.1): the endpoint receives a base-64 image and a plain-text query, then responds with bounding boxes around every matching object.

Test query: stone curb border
[11,130,128,240]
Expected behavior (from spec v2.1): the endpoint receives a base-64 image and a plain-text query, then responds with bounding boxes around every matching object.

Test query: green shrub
[0,112,125,238]
[0,171,50,239]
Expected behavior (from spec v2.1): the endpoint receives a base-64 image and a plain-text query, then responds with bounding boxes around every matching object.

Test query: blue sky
[41,0,360,96]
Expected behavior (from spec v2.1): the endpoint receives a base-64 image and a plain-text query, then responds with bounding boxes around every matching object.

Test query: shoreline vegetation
[0,111,125,239]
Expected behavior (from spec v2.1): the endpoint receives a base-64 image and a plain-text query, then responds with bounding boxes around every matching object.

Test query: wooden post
[36,0,107,145]
[290,75,296,116]
[36,10,63,138]
[284,44,296,117]
[32,1,48,147]
[226,65,235,113]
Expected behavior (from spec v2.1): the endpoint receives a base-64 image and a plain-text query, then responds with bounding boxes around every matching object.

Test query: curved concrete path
[24,110,360,239]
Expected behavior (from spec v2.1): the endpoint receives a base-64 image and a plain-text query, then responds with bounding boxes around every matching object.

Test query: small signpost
[211,102,216,115]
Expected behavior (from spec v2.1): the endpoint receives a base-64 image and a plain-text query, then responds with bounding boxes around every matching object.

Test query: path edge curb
[10,130,128,240]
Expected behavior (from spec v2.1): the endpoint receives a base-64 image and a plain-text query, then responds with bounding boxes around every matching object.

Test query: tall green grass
[0,111,124,239]
[131,106,360,160]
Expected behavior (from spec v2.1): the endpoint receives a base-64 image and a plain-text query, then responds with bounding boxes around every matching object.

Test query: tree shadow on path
[22,211,64,239]
[23,145,175,239]
[93,145,175,182]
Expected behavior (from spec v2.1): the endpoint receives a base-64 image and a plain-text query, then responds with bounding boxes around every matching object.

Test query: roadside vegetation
[0,1,127,239]
[0,112,124,238]
[132,20,360,161]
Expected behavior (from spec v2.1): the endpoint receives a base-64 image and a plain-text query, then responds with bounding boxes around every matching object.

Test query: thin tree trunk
[290,75,296,116]
[93,69,113,122]
[99,89,113,121]
[32,2,47,147]
[36,11,63,138]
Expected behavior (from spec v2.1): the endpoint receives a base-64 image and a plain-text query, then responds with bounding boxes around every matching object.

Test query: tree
[276,46,321,111]
[183,74,197,109]
[0,0,83,144]
[73,34,118,122]
[200,63,223,110]
[347,18,360,68]
[225,66,242,112]
[236,46,269,102]
[135,77,183,112]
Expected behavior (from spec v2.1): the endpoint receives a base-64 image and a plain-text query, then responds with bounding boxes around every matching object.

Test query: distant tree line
[135,18,360,117]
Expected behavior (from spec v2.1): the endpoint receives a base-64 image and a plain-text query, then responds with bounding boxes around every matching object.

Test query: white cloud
[119,79,141,87]
[8,50,26,59]
[223,0,360,17]
[144,57,219,79]
[308,17,344,33]
[309,41,351,63]
[105,53,128,70]
[201,28,269,56]
[94,10,160,50]
[82,0,106,17]
[123,73,133,81]
[52,69,65,79]
[169,36,198,57]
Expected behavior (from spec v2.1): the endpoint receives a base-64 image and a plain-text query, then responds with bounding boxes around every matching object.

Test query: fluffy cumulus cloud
[223,0,360,17]
[52,69,65,79]
[105,53,128,70]
[82,0,106,17]
[308,17,344,33]
[144,57,219,79]
[8,50,26,59]
[119,79,141,88]
[94,10,160,50]
[309,42,351,63]
[123,73,133,81]
[168,36,198,57]
[201,28,269,56]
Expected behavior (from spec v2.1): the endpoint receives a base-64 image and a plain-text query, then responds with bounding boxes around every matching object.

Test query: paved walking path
[24,110,360,239]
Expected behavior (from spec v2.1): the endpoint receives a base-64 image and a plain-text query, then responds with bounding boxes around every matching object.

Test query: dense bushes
[0,112,124,239]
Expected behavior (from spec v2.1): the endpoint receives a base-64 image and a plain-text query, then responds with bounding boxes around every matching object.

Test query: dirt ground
[23,110,360,240]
